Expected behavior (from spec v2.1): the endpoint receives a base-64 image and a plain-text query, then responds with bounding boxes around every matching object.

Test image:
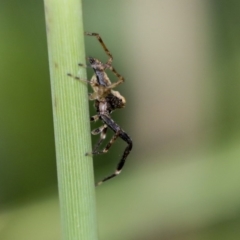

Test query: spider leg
[92,131,120,155]
[104,65,124,89]
[96,114,133,186]
[86,126,108,156]
[78,63,91,68]
[96,131,132,186]
[84,32,124,88]
[67,73,91,84]
[90,115,99,122]
[84,32,113,65]
[91,125,107,135]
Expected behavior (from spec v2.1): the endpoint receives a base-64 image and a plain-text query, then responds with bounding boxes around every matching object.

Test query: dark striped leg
[93,131,120,155]
[84,32,113,65]
[86,125,108,156]
[67,73,99,100]
[84,32,124,88]
[96,131,133,186]
[106,65,125,89]
[67,73,91,84]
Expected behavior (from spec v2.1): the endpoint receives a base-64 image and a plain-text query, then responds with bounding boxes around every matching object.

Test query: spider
[67,32,132,186]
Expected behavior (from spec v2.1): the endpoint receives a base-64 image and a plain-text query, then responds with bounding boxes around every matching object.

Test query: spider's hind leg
[90,115,99,122]
[96,132,132,186]
[86,125,108,156]
[95,115,133,186]
[92,131,120,156]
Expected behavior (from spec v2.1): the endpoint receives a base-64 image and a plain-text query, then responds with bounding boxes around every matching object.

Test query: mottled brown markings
[67,32,132,186]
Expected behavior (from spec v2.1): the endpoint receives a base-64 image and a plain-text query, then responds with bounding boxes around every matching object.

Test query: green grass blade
[44,0,98,239]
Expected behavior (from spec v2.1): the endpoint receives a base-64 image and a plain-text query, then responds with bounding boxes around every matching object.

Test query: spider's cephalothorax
[67,32,132,186]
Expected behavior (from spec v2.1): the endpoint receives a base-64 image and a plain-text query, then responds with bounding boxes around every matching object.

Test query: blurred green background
[1,1,240,239]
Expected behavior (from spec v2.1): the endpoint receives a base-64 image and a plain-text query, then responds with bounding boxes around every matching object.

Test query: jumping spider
[67,32,132,186]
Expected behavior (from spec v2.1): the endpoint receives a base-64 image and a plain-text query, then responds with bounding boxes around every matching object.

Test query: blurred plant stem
[44,0,98,239]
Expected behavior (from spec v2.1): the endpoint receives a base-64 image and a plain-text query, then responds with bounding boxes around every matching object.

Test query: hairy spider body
[67,32,132,186]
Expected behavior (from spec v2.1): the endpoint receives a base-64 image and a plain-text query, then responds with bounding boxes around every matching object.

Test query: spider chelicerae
[67,32,132,186]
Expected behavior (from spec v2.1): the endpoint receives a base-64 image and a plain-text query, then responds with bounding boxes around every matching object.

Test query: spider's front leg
[106,65,125,89]
[67,73,91,84]
[84,32,113,66]
[67,60,94,84]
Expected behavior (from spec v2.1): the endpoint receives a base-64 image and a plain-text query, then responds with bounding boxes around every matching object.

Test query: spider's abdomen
[106,92,126,111]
